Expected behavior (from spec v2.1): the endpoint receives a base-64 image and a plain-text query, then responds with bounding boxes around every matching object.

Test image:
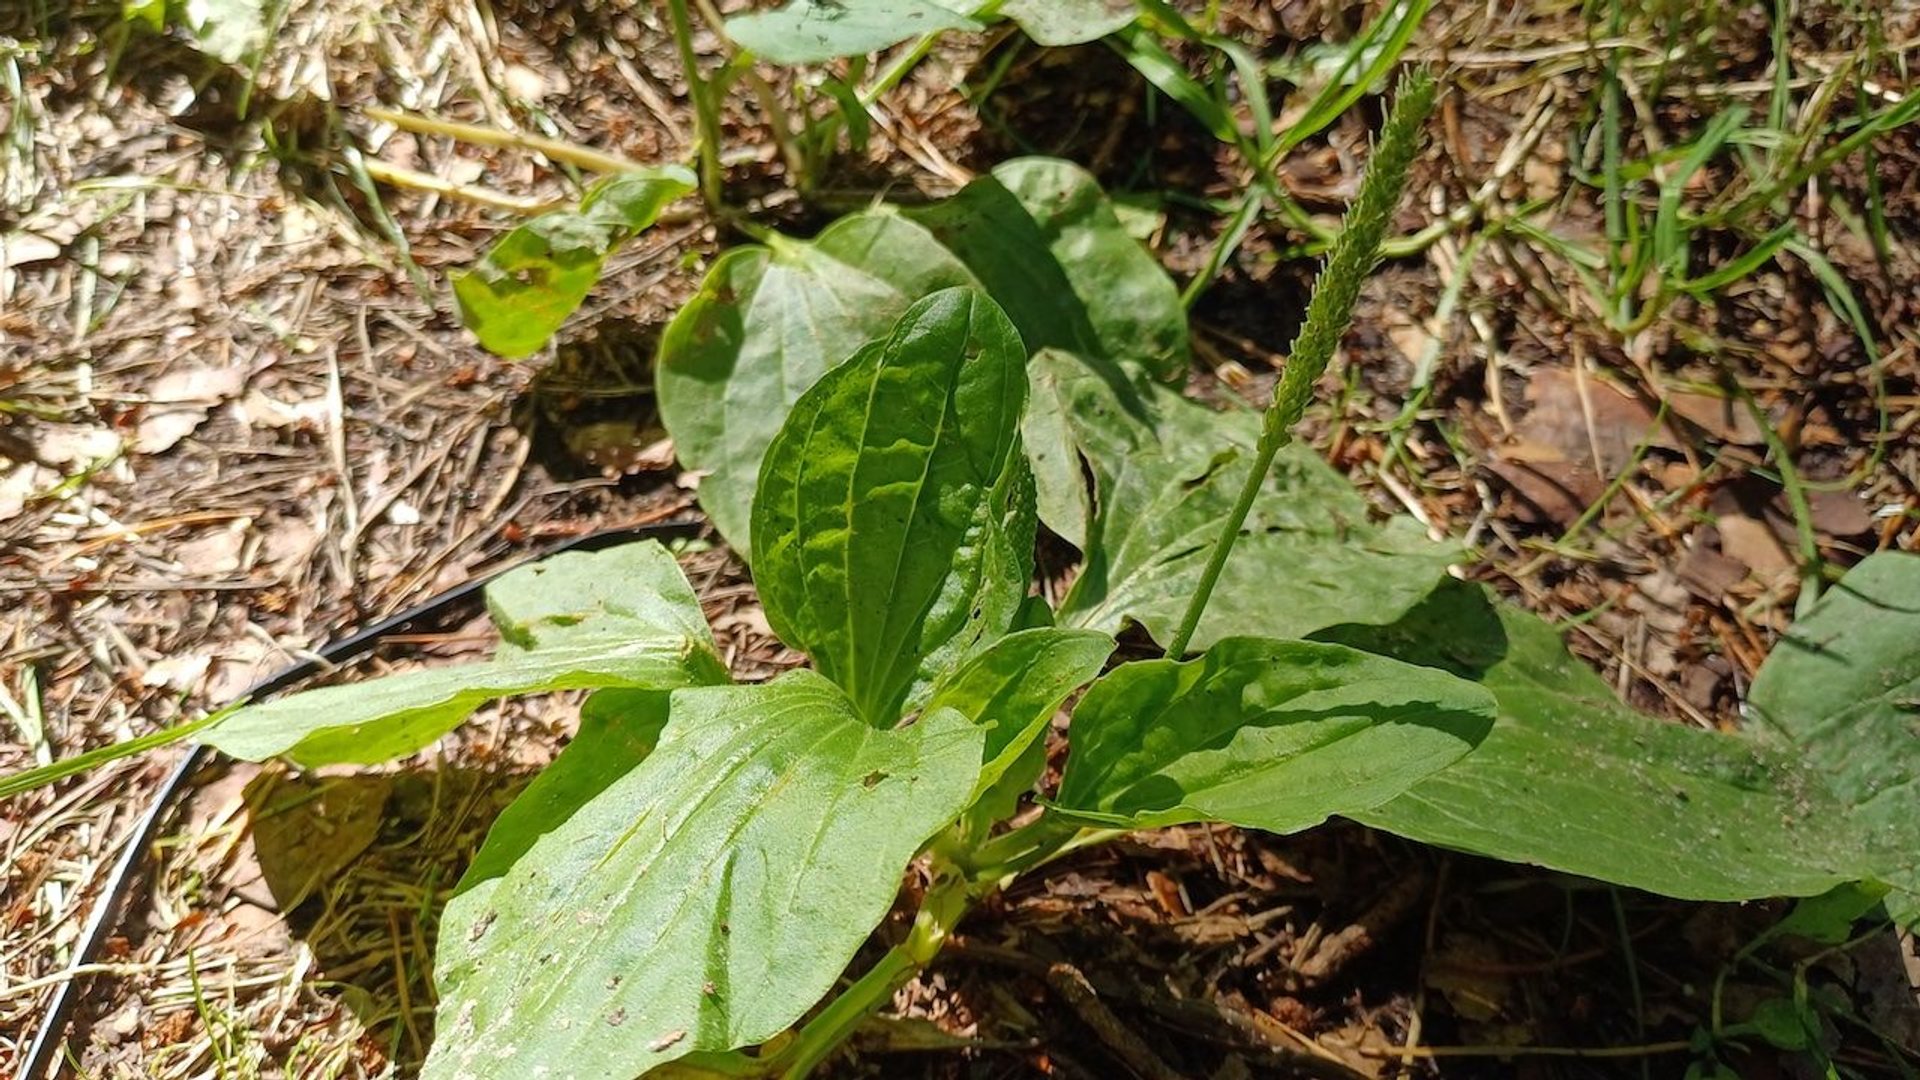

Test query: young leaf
[726,0,982,65]
[1036,349,1456,647]
[454,167,695,359]
[427,673,982,1080]
[1767,881,1893,946]
[1745,997,1817,1051]
[455,689,670,894]
[1330,581,1877,903]
[1054,638,1494,832]
[752,288,1035,723]
[909,159,1189,381]
[1746,552,1920,927]
[199,543,727,766]
[656,211,978,553]
[923,627,1115,804]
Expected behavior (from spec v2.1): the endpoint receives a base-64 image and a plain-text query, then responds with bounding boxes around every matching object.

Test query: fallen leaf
[174,519,250,576]
[258,514,319,576]
[1718,512,1795,579]
[1679,654,1731,713]
[35,423,122,467]
[1517,368,1676,474]
[141,653,212,693]
[236,388,329,431]
[1488,458,1607,527]
[1426,933,1511,1022]
[0,463,55,520]
[1628,569,1690,676]
[1667,390,1765,445]
[1806,489,1872,538]
[1706,480,1871,582]
[206,635,281,703]
[246,772,392,910]
[136,365,250,454]
[1,232,62,269]
[1678,528,1750,598]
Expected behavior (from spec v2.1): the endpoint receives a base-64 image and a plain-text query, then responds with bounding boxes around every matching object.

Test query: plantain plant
[8,70,1920,1078]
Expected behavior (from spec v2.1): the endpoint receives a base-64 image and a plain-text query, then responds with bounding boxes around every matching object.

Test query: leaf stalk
[776,876,970,1079]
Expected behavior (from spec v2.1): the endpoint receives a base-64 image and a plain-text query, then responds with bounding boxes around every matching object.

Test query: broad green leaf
[657,211,978,553]
[726,0,982,65]
[454,168,695,359]
[427,673,982,1079]
[1055,638,1494,832]
[1001,0,1136,44]
[753,288,1035,723]
[910,160,1189,381]
[924,627,1114,803]
[200,543,727,766]
[456,690,669,894]
[1747,552,1920,927]
[1332,581,1874,903]
[1036,350,1456,648]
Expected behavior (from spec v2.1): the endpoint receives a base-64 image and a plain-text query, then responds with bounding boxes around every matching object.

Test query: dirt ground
[3,0,1918,1077]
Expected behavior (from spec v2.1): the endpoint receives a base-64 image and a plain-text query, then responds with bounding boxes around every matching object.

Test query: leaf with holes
[428,673,981,1079]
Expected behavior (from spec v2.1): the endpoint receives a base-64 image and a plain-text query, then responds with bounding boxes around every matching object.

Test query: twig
[1046,963,1187,1080]
[1290,871,1430,987]
[1363,1040,1692,1059]
[358,158,563,214]
[364,105,651,175]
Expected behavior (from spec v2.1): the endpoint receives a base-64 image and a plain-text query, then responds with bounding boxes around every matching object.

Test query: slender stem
[962,812,1125,886]
[1165,70,1438,657]
[666,0,725,208]
[363,105,649,175]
